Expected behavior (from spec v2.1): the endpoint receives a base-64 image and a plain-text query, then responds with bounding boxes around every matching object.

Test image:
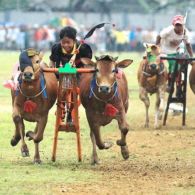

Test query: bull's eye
[36,60,39,64]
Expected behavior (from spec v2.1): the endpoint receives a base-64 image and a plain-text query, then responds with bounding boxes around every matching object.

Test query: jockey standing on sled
[156,15,193,114]
[156,15,193,93]
[49,26,93,123]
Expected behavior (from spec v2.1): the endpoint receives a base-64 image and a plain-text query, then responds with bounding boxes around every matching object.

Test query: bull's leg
[11,105,21,146]
[155,86,166,129]
[12,111,29,157]
[116,109,130,160]
[159,86,166,114]
[139,87,150,128]
[87,113,113,150]
[26,116,48,163]
[90,130,99,165]
[154,92,161,129]
[92,125,113,150]
[10,126,21,146]
[34,143,41,164]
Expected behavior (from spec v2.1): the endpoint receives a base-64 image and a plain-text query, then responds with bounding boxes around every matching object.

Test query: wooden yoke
[43,23,112,162]
[43,62,95,162]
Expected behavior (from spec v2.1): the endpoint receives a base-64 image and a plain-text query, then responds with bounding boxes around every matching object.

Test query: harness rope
[142,61,165,77]
[18,82,46,99]
[90,82,118,103]
[141,60,166,93]
[16,70,47,99]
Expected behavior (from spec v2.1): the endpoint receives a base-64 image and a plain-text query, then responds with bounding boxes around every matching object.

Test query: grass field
[1,51,195,195]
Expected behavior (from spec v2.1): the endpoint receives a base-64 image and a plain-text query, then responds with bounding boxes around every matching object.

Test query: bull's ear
[116,59,133,68]
[81,58,96,66]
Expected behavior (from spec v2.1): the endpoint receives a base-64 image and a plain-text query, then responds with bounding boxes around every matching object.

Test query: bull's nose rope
[142,62,165,77]
[17,72,47,99]
[18,84,46,99]
[90,85,118,103]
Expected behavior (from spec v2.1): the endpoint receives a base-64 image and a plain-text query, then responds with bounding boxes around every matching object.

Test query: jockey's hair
[59,26,77,40]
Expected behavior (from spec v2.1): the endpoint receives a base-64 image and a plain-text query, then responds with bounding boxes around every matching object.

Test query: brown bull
[11,49,57,163]
[79,55,133,165]
[137,44,167,129]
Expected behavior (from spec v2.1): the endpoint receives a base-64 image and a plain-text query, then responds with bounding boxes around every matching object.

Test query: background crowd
[1,23,195,52]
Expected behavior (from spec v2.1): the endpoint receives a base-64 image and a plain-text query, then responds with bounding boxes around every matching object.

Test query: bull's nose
[99,86,110,93]
[24,72,33,80]
[150,63,157,69]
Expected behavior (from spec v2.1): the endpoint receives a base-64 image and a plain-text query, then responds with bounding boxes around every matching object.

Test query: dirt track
[52,86,195,195]
[52,123,195,194]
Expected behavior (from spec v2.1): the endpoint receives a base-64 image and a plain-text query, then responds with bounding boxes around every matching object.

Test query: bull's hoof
[21,145,30,157]
[10,136,20,146]
[34,159,42,164]
[26,131,34,140]
[21,151,30,157]
[121,145,129,160]
[91,157,100,166]
[104,141,113,149]
[116,139,126,146]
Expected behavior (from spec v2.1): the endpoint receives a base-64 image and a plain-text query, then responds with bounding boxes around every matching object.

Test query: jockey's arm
[156,35,161,46]
[186,43,193,57]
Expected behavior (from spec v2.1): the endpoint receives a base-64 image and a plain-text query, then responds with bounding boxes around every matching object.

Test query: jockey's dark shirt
[49,41,92,68]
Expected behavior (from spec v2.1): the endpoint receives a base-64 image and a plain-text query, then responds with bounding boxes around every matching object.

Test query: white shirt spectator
[160,25,190,54]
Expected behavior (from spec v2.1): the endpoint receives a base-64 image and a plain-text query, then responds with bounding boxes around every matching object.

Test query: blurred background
[0,0,195,52]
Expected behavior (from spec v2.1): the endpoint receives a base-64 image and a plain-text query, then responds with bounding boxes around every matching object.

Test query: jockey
[156,15,193,71]
[49,26,92,69]
[156,15,193,114]
[49,26,93,123]
[156,15,193,89]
